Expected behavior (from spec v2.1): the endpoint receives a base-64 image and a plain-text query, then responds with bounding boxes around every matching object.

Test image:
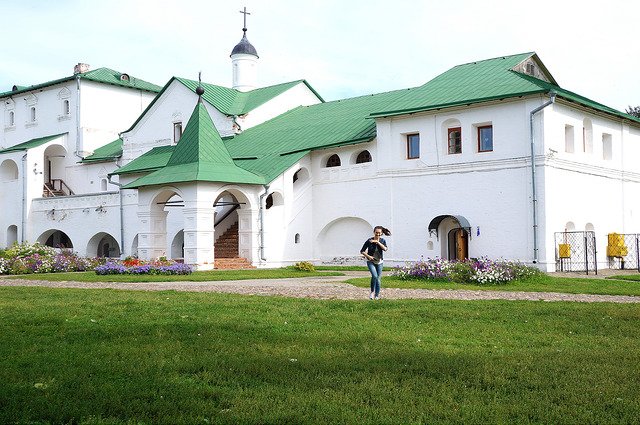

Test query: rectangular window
[63,100,70,116]
[448,127,462,154]
[477,125,493,152]
[565,125,574,153]
[407,133,420,159]
[173,122,183,143]
[30,107,36,122]
[602,133,612,160]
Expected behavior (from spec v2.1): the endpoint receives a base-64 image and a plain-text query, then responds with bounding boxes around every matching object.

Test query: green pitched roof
[113,145,175,175]
[81,138,123,163]
[122,77,323,134]
[1,68,161,98]
[0,133,67,154]
[122,101,264,188]
[369,52,640,124]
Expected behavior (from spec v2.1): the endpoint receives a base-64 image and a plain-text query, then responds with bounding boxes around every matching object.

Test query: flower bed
[0,242,103,274]
[95,260,192,275]
[392,257,541,285]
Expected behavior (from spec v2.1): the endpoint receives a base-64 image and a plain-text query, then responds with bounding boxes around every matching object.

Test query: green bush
[293,261,315,272]
[448,261,474,283]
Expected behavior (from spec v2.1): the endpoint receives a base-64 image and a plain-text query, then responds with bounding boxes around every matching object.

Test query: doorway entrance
[447,228,469,261]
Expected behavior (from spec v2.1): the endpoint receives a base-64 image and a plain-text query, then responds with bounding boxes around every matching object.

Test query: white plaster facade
[2,55,639,273]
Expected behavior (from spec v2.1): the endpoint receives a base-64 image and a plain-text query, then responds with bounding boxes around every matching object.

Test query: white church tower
[230,7,259,92]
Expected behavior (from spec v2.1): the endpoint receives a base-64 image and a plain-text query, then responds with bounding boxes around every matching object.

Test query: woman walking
[361,226,391,300]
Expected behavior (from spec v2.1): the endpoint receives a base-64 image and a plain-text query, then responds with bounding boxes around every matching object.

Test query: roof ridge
[452,52,535,69]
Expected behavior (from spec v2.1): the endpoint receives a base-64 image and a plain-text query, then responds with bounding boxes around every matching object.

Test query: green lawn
[5,268,343,282]
[347,273,640,296]
[1,287,639,424]
[612,274,640,282]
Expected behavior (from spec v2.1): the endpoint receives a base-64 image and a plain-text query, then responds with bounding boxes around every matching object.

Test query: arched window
[326,154,341,168]
[100,178,108,191]
[30,107,36,122]
[355,150,372,164]
[266,194,274,209]
[8,111,15,126]
[294,233,301,244]
[63,100,70,116]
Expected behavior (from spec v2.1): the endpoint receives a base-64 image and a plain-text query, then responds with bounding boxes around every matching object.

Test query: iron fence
[554,231,597,275]
[606,233,640,271]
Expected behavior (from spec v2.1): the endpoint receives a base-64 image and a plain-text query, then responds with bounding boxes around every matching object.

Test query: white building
[2,31,639,272]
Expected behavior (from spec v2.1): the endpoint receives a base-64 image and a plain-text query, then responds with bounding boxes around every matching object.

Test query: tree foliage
[625,106,640,118]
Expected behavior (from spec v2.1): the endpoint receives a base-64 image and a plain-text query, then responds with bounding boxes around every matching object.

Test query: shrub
[0,242,106,275]
[392,257,541,285]
[95,260,192,275]
[293,261,315,272]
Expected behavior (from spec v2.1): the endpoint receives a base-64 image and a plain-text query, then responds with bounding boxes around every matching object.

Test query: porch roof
[0,133,67,154]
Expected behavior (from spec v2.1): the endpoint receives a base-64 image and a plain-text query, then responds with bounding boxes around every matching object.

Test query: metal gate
[554,231,597,275]
[606,233,640,271]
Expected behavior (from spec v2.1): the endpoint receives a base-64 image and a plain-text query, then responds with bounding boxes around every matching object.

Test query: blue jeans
[367,261,383,296]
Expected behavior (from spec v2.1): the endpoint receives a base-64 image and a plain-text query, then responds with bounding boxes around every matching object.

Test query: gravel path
[1,271,639,304]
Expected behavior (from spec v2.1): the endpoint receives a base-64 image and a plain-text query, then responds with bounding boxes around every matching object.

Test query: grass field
[347,273,640,296]
[1,286,639,424]
[4,268,343,282]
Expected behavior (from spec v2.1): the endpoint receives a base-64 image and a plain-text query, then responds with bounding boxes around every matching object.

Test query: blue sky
[1,0,638,111]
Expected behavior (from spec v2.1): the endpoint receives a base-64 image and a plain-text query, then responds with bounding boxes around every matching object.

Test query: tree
[625,106,640,118]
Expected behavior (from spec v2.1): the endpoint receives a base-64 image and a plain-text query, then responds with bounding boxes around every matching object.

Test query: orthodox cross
[239,7,250,32]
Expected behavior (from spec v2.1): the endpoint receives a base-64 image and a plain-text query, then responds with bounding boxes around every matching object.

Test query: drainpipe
[21,153,28,242]
[258,184,270,261]
[73,75,83,160]
[529,91,556,263]
[108,174,125,259]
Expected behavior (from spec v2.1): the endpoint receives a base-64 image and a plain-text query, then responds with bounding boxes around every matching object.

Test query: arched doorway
[87,232,121,258]
[447,228,469,261]
[213,192,242,259]
[38,229,73,249]
[171,230,184,260]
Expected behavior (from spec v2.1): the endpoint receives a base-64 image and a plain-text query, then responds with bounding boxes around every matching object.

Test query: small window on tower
[63,100,70,116]
[173,122,183,143]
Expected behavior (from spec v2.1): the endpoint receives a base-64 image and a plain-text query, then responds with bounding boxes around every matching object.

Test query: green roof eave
[1,69,161,99]
[109,145,175,175]
[122,162,264,189]
[81,138,123,163]
[369,90,547,118]
[0,133,67,154]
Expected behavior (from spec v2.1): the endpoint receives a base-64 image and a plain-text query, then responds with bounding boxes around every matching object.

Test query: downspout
[108,173,125,259]
[258,184,270,261]
[21,153,28,242]
[529,91,556,263]
[73,74,83,160]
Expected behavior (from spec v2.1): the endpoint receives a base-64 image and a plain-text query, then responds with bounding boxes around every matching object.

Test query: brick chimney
[73,63,90,74]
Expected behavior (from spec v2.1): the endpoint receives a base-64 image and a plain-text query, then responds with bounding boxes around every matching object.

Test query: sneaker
[369,292,374,300]
[375,296,380,300]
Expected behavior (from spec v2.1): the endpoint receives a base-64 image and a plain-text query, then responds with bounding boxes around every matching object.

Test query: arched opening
[0,159,19,181]
[146,189,184,261]
[87,232,121,258]
[131,234,139,258]
[171,230,184,260]
[43,144,70,195]
[292,167,310,185]
[325,154,341,168]
[354,150,372,164]
[317,217,372,260]
[565,221,576,232]
[6,225,18,247]
[38,229,73,249]
[428,214,471,260]
[585,223,595,232]
[294,233,301,244]
[213,190,252,260]
[265,192,283,210]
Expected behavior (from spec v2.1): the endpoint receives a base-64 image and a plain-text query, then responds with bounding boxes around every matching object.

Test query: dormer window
[173,122,183,143]
[120,73,130,81]
[526,62,535,75]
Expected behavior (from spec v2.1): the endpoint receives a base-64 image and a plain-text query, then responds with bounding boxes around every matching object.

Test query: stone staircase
[214,222,255,269]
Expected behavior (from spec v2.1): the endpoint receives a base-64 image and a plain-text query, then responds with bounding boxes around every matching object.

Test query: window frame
[447,127,462,154]
[406,133,420,159]
[477,125,493,152]
[173,122,183,143]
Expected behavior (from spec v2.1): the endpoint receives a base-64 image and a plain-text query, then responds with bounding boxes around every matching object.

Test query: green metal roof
[369,52,640,124]
[1,68,161,98]
[81,138,123,163]
[122,101,264,188]
[112,145,175,175]
[122,77,323,134]
[112,51,640,188]
[0,133,67,154]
